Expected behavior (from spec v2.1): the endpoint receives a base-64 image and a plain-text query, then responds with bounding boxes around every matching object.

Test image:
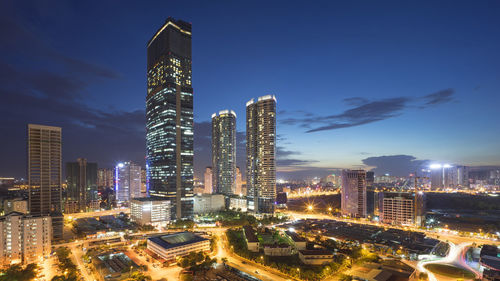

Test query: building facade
[97,168,114,189]
[381,193,414,225]
[235,167,242,195]
[0,212,52,265]
[146,17,194,220]
[246,95,277,214]
[203,167,212,194]
[193,194,225,214]
[65,158,98,213]
[27,124,63,241]
[211,110,237,196]
[3,198,28,215]
[341,169,367,218]
[130,198,171,228]
[115,162,142,205]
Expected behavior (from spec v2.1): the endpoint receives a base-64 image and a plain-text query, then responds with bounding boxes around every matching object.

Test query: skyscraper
[65,158,98,213]
[235,167,242,195]
[97,168,114,188]
[204,167,212,194]
[27,124,63,241]
[212,110,237,196]
[115,162,142,204]
[146,17,194,219]
[246,95,277,214]
[341,169,367,218]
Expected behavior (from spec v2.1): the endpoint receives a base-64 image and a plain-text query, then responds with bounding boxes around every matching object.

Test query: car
[241,261,247,264]
[255,270,259,274]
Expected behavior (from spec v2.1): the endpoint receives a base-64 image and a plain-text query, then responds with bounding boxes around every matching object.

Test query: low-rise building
[298,249,334,265]
[243,225,259,252]
[284,230,307,250]
[193,194,225,214]
[3,198,28,214]
[147,232,210,262]
[0,212,52,265]
[229,196,247,212]
[130,197,171,228]
[263,244,292,256]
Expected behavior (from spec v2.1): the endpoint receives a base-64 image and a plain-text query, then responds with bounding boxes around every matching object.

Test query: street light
[307,205,313,211]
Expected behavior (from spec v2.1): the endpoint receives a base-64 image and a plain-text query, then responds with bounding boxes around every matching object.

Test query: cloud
[280,89,456,133]
[422,88,454,106]
[361,155,431,177]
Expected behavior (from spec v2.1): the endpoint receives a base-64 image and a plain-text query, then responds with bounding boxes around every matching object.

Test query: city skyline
[1,1,500,180]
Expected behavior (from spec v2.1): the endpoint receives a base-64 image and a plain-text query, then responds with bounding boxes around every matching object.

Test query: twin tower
[146,17,276,219]
[212,95,277,214]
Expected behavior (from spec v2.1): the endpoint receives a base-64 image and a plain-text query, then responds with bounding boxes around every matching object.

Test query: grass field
[424,264,475,279]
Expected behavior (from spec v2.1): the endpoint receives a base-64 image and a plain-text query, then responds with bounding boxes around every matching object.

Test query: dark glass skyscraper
[146,17,193,219]
[65,158,98,213]
[212,110,236,196]
[246,95,277,214]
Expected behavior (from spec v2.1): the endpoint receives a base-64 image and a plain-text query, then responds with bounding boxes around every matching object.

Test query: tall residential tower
[27,124,63,241]
[341,169,367,218]
[212,110,237,196]
[146,18,194,219]
[65,158,98,213]
[246,95,276,214]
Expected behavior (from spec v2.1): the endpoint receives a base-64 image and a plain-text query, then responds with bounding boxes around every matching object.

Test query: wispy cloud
[281,89,456,133]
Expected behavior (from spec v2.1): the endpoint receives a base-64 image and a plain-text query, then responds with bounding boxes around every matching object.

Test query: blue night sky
[1,0,499,179]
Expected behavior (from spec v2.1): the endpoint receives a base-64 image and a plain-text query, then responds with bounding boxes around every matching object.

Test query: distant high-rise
[65,158,98,213]
[430,164,468,189]
[97,168,114,188]
[235,167,242,195]
[146,17,193,219]
[246,95,277,214]
[115,162,142,204]
[341,169,367,218]
[212,110,237,196]
[27,124,63,241]
[204,167,212,194]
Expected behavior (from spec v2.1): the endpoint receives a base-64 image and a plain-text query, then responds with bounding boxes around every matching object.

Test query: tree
[339,274,353,281]
[221,257,228,264]
[127,271,152,281]
[0,263,38,281]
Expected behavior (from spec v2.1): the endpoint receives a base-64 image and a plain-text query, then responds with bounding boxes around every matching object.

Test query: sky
[1,0,499,180]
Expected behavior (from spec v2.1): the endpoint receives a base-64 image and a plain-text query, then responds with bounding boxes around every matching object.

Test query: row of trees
[0,263,38,281]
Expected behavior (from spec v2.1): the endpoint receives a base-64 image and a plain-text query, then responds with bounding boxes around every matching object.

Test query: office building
[378,192,426,226]
[97,168,114,188]
[193,194,225,214]
[229,196,247,212]
[147,232,210,262]
[65,158,98,213]
[203,167,212,194]
[235,167,242,195]
[130,198,171,228]
[0,212,52,265]
[246,95,277,214]
[212,110,237,196]
[27,124,63,241]
[146,17,194,220]
[366,171,375,188]
[115,162,142,204]
[141,169,147,194]
[341,169,367,218]
[2,198,28,215]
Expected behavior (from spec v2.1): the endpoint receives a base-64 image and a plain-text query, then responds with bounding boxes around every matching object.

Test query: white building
[341,169,367,218]
[115,161,142,204]
[193,194,225,214]
[229,196,247,212]
[130,198,171,229]
[298,249,334,265]
[0,212,52,265]
[147,232,210,262]
[243,225,259,252]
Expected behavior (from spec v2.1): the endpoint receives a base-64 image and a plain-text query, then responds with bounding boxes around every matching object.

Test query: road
[70,244,95,281]
[417,242,481,281]
[212,227,294,281]
[66,208,130,219]
[283,210,500,245]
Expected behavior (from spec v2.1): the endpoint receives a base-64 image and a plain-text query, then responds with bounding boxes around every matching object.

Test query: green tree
[0,263,38,281]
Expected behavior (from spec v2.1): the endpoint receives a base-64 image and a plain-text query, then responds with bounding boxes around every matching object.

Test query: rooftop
[299,249,334,256]
[148,232,208,250]
[243,225,259,243]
